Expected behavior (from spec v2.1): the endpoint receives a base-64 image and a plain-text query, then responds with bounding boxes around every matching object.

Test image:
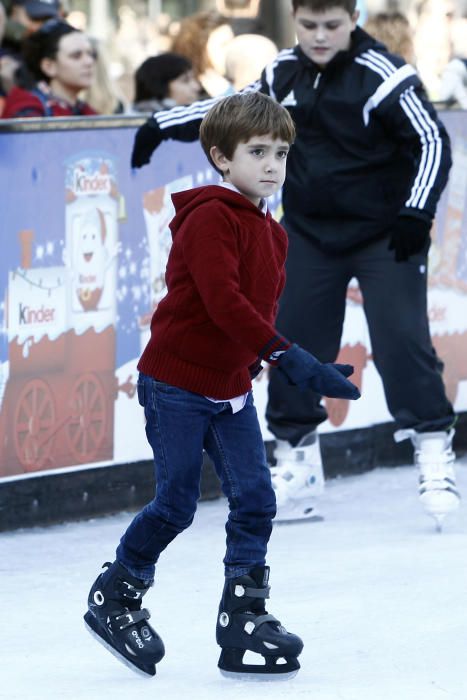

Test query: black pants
[266,222,455,446]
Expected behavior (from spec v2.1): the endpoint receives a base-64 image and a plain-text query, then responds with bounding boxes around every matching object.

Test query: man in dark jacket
[131,0,459,530]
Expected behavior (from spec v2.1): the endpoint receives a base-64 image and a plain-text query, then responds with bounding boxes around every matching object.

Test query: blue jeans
[116,373,276,582]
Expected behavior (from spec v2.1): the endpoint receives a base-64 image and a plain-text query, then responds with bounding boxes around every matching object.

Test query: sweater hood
[170,185,269,238]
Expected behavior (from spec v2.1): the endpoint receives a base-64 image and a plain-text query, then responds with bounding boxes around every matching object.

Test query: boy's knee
[151,499,197,532]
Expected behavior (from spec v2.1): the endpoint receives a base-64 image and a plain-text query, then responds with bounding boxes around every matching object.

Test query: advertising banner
[0,112,466,480]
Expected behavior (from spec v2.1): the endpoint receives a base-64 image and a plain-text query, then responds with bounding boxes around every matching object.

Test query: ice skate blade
[420,491,460,532]
[84,613,156,678]
[219,668,299,681]
[274,502,324,524]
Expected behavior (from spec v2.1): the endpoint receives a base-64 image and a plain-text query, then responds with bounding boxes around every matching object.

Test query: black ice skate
[84,561,165,677]
[216,566,303,680]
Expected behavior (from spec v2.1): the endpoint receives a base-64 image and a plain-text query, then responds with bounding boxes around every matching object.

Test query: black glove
[388,216,431,262]
[277,344,360,399]
[131,119,163,169]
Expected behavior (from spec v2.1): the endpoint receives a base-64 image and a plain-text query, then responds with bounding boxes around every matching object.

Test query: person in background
[224,33,278,91]
[2,19,96,117]
[1,0,63,62]
[439,56,467,108]
[81,37,127,115]
[130,0,458,532]
[0,0,61,113]
[133,51,200,113]
[171,10,234,98]
[363,12,415,65]
[8,0,62,36]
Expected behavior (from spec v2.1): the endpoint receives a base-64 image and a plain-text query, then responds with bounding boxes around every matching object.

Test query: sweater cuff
[258,335,291,365]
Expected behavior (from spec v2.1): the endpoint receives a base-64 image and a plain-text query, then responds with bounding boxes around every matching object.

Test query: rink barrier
[1,416,466,531]
[1,110,466,531]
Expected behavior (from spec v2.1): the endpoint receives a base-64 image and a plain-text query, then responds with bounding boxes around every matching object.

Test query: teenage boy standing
[131,0,458,530]
[85,92,359,679]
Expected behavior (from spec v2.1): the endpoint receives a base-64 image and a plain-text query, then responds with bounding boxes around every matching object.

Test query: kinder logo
[72,170,111,196]
[19,303,55,325]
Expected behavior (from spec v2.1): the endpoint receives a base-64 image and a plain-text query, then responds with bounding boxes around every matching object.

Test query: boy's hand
[277,344,360,399]
[388,216,431,262]
[131,119,163,169]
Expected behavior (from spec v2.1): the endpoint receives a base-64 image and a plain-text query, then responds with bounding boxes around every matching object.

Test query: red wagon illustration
[0,235,123,477]
[0,163,134,478]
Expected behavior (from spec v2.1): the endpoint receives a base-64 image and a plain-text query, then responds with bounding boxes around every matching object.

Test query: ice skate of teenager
[84,561,165,677]
[271,431,325,523]
[216,566,303,680]
[395,429,460,531]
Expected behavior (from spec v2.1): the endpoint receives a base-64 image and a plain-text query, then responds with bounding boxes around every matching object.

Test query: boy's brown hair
[292,0,357,14]
[200,92,296,173]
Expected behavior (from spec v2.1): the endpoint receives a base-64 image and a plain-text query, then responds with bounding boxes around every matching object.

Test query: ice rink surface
[2,457,466,700]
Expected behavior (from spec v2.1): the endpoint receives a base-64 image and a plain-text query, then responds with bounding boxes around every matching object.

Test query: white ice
[2,458,467,700]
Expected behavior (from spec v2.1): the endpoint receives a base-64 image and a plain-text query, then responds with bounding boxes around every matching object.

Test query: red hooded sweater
[137,185,291,399]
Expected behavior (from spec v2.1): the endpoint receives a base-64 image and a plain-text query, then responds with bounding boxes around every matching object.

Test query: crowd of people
[0,3,282,117]
[1,1,466,119]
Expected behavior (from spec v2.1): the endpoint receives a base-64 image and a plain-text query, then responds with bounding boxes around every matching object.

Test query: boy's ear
[351,9,360,30]
[210,145,230,174]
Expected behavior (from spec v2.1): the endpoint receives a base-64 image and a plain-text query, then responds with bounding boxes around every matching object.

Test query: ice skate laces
[416,441,458,496]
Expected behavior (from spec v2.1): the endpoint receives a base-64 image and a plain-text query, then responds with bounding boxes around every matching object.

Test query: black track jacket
[146,27,452,254]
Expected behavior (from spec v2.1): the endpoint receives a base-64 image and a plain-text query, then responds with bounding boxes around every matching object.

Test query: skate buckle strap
[119,580,147,600]
[114,608,150,630]
[235,584,270,599]
[244,613,278,634]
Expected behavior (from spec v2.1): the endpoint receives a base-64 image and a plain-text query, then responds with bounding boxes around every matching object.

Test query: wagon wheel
[14,379,55,471]
[66,373,107,463]
[325,397,349,427]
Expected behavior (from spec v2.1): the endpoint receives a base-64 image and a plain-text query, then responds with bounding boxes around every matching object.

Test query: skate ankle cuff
[235,584,270,599]
[117,579,151,601]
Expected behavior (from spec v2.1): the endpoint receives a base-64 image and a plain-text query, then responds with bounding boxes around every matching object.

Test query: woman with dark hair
[133,52,200,113]
[2,18,97,118]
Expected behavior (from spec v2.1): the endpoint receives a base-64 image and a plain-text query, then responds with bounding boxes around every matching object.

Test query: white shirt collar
[217,181,268,215]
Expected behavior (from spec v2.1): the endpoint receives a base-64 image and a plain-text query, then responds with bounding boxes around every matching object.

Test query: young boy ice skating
[84,92,360,679]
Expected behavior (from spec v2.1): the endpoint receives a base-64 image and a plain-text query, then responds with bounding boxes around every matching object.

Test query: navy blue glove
[388,216,431,262]
[277,344,360,399]
[131,119,163,169]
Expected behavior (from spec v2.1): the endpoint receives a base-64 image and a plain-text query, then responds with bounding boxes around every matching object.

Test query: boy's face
[210,135,290,207]
[293,6,359,67]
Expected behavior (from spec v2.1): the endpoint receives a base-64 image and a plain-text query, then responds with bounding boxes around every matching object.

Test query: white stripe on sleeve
[265,49,297,101]
[367,49,399,76]
[359,63,417,125]
[400,88,442,209]
[355,56,388,82]
[156,96,219,129]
